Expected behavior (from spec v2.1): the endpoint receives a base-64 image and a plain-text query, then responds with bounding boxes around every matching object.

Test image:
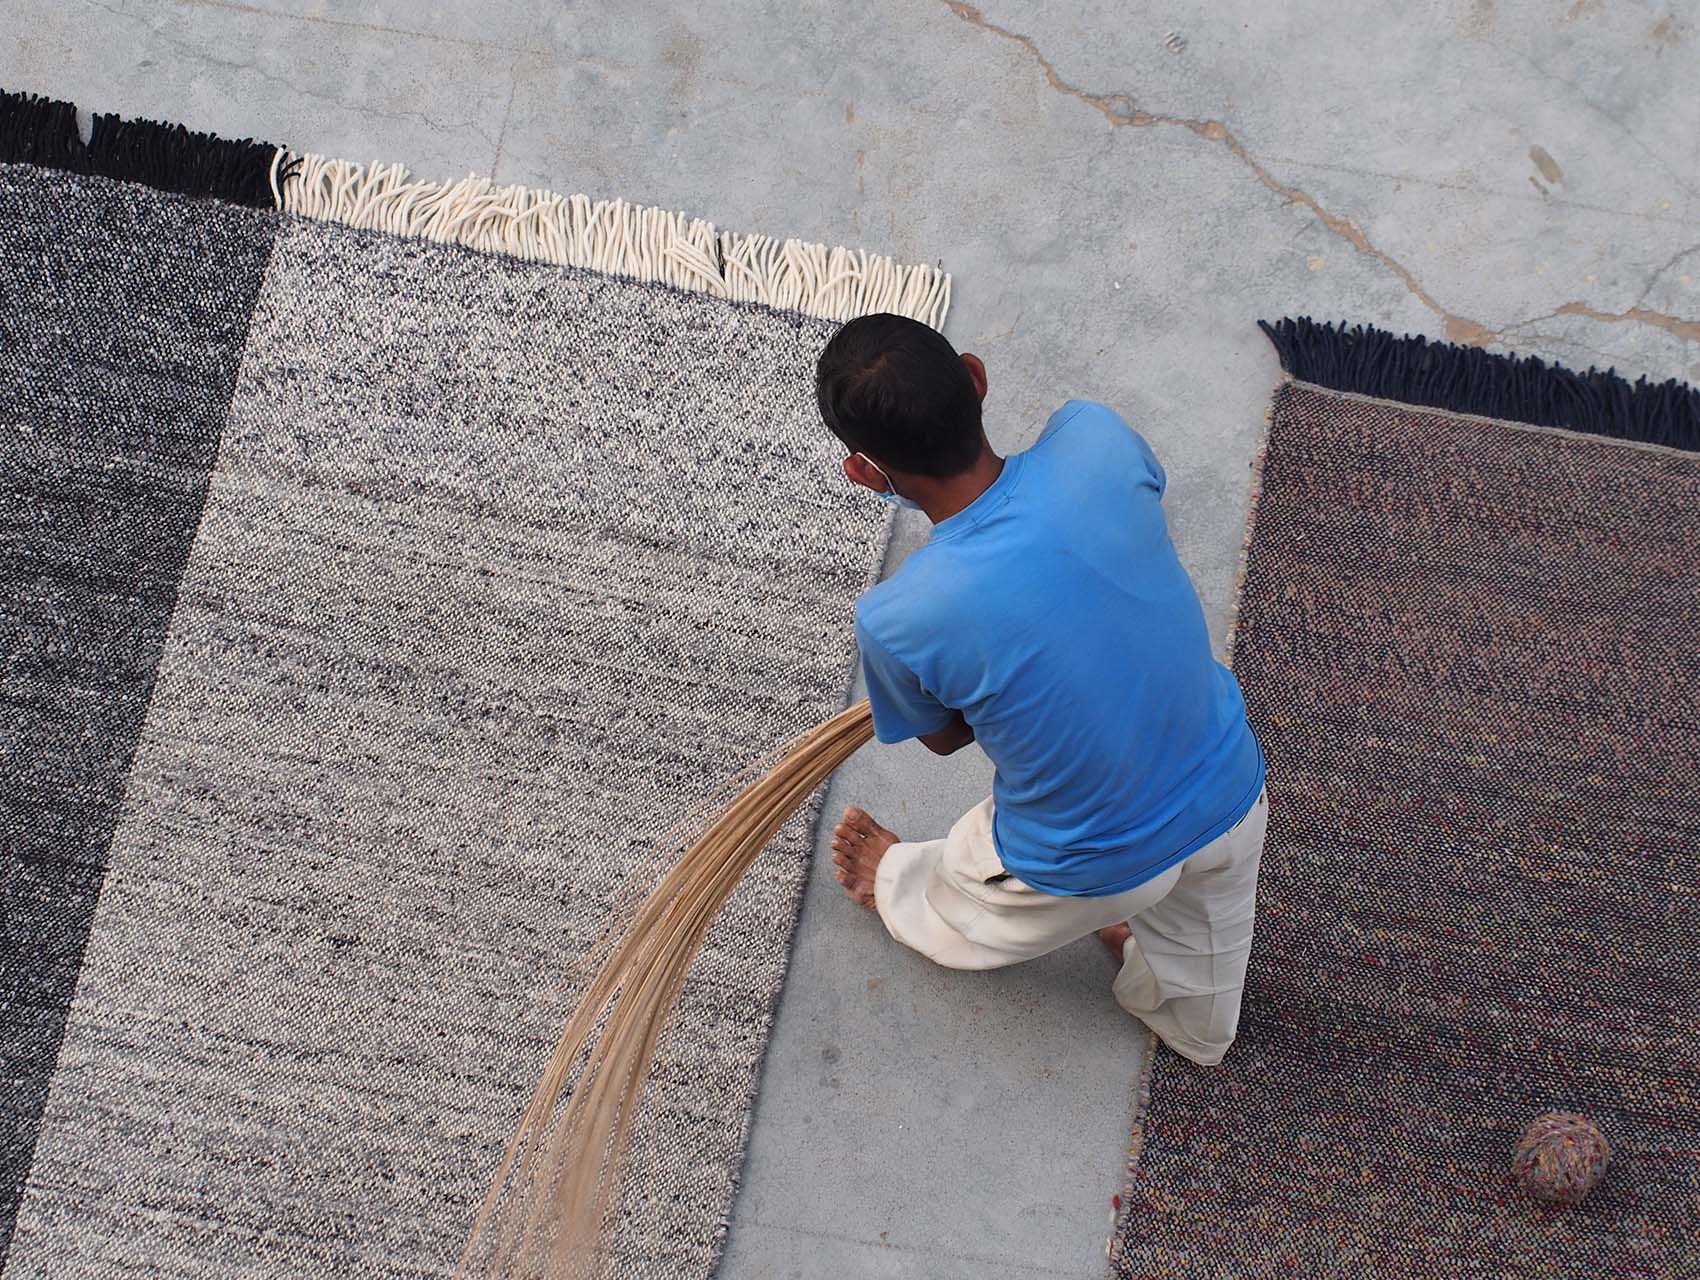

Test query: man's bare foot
[831,806,900,910]
[1097,922,1132,961]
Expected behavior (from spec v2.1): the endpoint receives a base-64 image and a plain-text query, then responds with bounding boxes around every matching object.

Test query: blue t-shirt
[855,400,1265,897]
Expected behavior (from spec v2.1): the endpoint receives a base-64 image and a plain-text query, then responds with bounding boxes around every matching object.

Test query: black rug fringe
[86,113,280,206]
[1260,316,1700,454]
[1,86,281,207]
[0,89,83,168]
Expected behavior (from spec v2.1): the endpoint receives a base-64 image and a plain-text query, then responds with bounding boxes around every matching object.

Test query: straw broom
[460,699,877,1278]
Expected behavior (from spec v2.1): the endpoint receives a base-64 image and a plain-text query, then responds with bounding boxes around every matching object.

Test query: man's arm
[917,708,975,756]
[858,614,961,747]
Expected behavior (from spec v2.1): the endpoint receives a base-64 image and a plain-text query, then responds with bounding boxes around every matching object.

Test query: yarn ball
[1513,1112,1611,1204]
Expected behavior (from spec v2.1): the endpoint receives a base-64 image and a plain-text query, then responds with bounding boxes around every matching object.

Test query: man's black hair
[815,313,984,478]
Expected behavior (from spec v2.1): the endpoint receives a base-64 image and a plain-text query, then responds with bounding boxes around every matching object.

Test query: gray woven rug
[1,92,946,1277]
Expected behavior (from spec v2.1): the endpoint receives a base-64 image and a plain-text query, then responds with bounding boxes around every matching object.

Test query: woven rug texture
[1110,379,1699,1278]
[1,163,276,1263]
[1,160,889,1277]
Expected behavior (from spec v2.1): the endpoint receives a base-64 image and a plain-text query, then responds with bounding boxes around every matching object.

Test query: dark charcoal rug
[0,157,278,1268]
[1110,320,1700,1279]
[0,87,947,1279]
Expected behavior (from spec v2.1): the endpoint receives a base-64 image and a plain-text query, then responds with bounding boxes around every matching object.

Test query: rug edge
[545,551,890,1276]
[0,86,281,207]
[276,153,951,330]
[1104,1027,1158,1271]
[703,502,899,1270]
[1103,386,1277,1273]
[1259,315,1700,453]
[3,81,952,327]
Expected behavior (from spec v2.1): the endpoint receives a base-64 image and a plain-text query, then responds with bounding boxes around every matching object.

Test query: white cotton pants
[873,789,1268,1066]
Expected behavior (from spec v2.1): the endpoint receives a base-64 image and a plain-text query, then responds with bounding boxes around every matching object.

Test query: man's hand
[918,709,975,757]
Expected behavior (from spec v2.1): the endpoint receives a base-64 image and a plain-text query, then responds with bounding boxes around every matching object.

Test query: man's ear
[843,452,889,493]
[960,352,988,402]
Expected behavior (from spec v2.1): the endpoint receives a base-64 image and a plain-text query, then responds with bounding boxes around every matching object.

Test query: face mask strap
[857,452,898,498]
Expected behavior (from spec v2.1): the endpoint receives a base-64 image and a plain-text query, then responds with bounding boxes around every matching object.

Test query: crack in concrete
[1502,239,1700,348]
[938,0,1492,342]
[1546,300,1700,343]
[81,0,498,147]
[1259,152,1695,228]
[172,0,545,56]
[489,58,528,180]
[1631,239,1700,308]
[939,0,1700,350]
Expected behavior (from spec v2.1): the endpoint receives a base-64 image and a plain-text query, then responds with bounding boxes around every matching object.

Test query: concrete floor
[9,1,1698,1275]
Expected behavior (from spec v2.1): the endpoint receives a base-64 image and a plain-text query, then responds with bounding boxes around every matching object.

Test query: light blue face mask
[857,453,924,512]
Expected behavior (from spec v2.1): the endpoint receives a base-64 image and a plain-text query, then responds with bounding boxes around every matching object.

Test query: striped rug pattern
[0,88,932,1278]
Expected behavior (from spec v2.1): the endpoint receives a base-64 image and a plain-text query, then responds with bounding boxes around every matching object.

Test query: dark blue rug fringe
[1,86,283,208]
[1260,316,1699,454]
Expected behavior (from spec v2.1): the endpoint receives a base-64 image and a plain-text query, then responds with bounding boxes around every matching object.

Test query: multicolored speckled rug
[1110,320,1700,1279]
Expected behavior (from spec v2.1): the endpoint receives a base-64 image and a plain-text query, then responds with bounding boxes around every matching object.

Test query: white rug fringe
[271,151,951,329]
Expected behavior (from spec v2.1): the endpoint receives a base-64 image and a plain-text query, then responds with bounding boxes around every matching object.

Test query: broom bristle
[459,700,877,1278]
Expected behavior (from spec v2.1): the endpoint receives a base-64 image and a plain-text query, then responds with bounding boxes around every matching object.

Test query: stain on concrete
[1564,0,1603,22]
[1529,144,1564,184]
[1306,255,1325,272]
[662,27,703,101]
[1650,14,1686,48]
[1461,0,1495,38]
